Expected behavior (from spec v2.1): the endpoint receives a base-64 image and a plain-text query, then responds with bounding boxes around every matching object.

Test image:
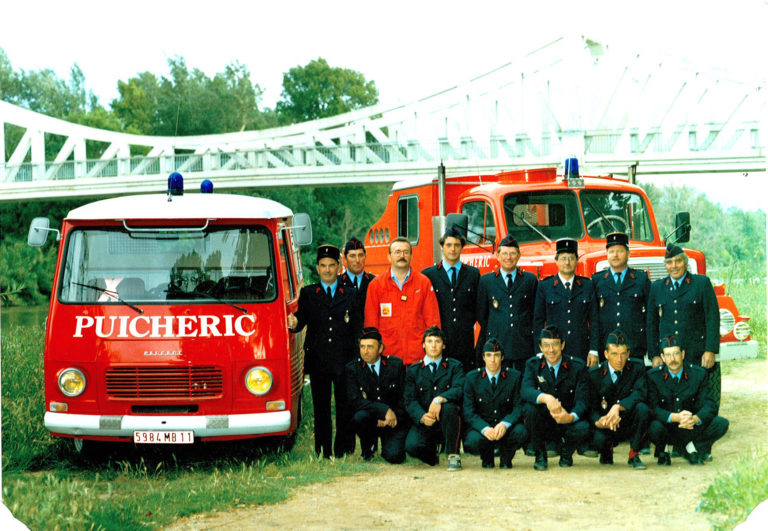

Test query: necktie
[369,364,377,378]
[612,371,621,383]
[549,366,556,379]
[450,267,457,288]
[491,376,497,390]
[430,362,437,374]
[506,273,513,292]
[615,272,621,287]
[354,276,359,289]
[565,281,571,291]
[674,280,680,290]
[326,286,333,300]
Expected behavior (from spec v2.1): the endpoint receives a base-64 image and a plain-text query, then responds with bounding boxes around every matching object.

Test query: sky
[1,0,766,210]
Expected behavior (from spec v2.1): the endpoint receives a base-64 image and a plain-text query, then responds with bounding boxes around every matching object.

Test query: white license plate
[133,430,194,444]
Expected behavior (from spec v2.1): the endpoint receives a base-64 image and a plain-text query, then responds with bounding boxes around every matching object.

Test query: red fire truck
[363,162,757,362]
[27,175,312,452]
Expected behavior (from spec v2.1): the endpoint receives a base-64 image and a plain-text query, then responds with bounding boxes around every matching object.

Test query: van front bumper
[44,411,291,438]
[717,340,759,361]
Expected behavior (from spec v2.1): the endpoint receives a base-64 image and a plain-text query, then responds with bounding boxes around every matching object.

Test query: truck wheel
[709,363,722,412]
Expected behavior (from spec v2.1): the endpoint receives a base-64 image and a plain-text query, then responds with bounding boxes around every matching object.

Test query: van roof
[66,193,294,221]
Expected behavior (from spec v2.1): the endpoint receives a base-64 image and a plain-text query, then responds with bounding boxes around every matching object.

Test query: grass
[726,280,766,356]
[698,448,768,530]
[1,322,375,530]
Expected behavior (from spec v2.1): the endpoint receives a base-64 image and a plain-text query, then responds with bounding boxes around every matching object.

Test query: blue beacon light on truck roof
[167,172,184,196]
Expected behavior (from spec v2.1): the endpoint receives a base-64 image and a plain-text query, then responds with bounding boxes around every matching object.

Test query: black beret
[482,338,504,355]
[499,234,519,249]
[606,232,629,249]
[359,326,382,342]
[344,237,365,255]
[539,325,562,342]
[317,244,341,263]
[659,335,681,351]
[606,328,631,350]
[665,244,685,259]
[555,238,578,256]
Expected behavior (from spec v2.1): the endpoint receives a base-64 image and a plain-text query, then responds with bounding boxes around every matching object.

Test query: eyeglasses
[391,249,411,257]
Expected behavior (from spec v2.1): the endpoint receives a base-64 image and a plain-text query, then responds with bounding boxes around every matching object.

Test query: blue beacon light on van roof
[201,179,214,193]
[564,157,579,179]
[168,172,184,196]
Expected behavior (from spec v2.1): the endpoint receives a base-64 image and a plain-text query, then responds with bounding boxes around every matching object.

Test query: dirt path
[167,361,767,530]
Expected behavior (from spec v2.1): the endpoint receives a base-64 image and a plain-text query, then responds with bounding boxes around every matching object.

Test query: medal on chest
[600,297,604,308]
[601,398,608,410]
[344,310,350,323]
[658,306,663,318]
[492,298,499,309]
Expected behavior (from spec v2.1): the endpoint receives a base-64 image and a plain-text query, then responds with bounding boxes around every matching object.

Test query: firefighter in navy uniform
[462,338,528,468]
[533,238,599,367]
[647,335,729,465]
[404,326,465,470]
[521,325,590,470]
[647,244,721,405]
[345,327,408,463]
[422,227,480,372]
[338,237,375,314]
[288,244,362,458]
[476,234,538,372]
[591,232,651,361]
[586,329,650,469]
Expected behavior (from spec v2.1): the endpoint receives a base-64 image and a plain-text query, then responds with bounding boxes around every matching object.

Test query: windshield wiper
[72,282,143,314]
[582,195,620,233]
[503,204,552,244]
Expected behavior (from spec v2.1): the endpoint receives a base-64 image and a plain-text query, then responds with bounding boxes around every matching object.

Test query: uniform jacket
[521,355,588,419]
[646,273,719,360]
[591,267,651,356]
[404,357,465,425]
[345,355,406,421]
[364,269,441,364]
[338,270,375,313]
[293,283,362,376]
[533,275,598,361]
[422,262,480,362]
[476,268,538,361]
[646,363,716,426]
[463,367,523,433]
[586,358,647,425]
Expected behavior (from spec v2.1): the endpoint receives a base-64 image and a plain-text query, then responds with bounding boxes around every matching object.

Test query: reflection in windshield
[503,191,584,244]
[581,190,653,241]
[59,227,276,303]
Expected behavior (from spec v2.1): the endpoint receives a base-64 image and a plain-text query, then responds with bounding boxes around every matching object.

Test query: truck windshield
[59,226,277,303]
[580,190,654,241]
[503,190,584,244]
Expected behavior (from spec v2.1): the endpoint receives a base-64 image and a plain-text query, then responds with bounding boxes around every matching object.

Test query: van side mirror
[673,211,691,243]
[291,213,313,246]
[28,217,57,247]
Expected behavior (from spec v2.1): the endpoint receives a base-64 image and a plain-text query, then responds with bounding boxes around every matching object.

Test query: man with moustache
[533,238,599,366]
[647,335,728,465]
[476,234,538,372]
[463,338,528,469]
[423,226,480,371]
[521,325,590,470]
[404,326,465,470]
[591,232,651,361]
[288,245,362,458]
[338,237,375,313]
[586,329,650,469]
[345,326,408,463]
[364,237,441,365]
[647,244,720,404]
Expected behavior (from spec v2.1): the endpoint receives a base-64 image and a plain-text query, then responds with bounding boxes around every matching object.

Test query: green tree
[276,58,378,125]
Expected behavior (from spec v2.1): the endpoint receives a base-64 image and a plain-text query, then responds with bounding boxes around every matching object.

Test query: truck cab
[364,164,756,361]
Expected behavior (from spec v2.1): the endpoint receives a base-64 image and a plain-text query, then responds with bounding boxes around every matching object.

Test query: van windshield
[59,226,277,303]
[503,190,584,244]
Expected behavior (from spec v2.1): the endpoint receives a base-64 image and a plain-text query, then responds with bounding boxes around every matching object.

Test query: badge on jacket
[537,375,545,383]
[492,297,499,309]
[380,303,392,317]
[600,297,604,308]
[344,310,350,323]
[601,398,608,410]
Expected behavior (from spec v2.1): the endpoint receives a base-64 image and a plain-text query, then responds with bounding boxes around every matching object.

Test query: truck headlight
[719,309,735,336]
[733,321,750,341]
[245,366,273,396]
[58,368,86,397]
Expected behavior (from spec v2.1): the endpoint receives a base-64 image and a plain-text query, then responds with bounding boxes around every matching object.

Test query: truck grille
[105,366,224,399]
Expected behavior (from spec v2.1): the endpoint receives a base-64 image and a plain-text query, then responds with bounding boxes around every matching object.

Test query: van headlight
[733,321,751,341]
[719,309,735,336]
[245,366,273,396]
[58,368,86,397]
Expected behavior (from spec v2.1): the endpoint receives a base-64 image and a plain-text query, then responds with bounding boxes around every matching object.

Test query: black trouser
[405,403,461,464]
[592,402,650,454]
[648,415,729,455]
[309,371,354,458]
[351,409,408,463]
[527,404,589,454]
[464,422,528,461]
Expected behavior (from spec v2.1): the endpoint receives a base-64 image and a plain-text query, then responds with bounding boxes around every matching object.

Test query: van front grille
[105,366,223,399]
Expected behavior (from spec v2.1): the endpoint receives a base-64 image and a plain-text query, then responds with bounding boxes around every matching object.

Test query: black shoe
[628,455,647,470]
[534,450,548,471]
[559,452,574,467]
[702,453,713,462]
[500,460,513,469]
[481,458,495,469]
[599,450,614,465]
[499,449,515,469]
[524,446,536,457]
[684,451,704,465]
[657,452,671,466]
